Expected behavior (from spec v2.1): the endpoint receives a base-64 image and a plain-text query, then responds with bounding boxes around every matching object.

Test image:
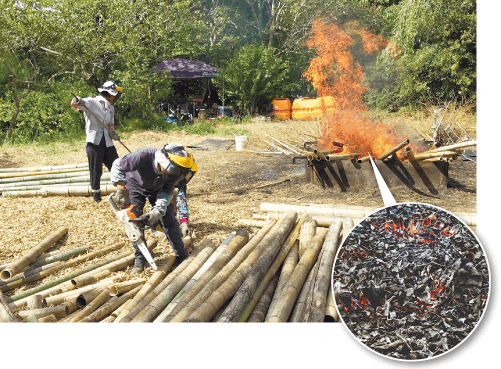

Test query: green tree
[214,43,295,114]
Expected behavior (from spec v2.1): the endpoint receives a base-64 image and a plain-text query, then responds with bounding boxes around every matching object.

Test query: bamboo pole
[412,150,458,160]
[0,290,19,322]
[324,152,359,161]
[0,171,95,185]
[0,167,89,179]
[26,315,39,322]
[426,140,476,153]
[168,220,278,323]
[2,184,117,198]
[0,181,112,192]
[114,239,202,323]
[0,174,109,188]
[71,270,111,288]
[289,258,320,322]
[38,314,57,322]
[236,219,268,228]
[247,274,279,322]
[266,227,329,322]
[265,241,299,321]
[135,239,217,322]
[377,139,410,161]
[25,246,89,270]
[238,214,308,322]
[216,211,299,323]
[325,288,338,322]
[405,146,416,162]
[0,226,69,281]
[264,212,358,228]
[109,279,147,296]
[69,288,111,322]
[27,295,43,310]
[0,248,81,273]
[1,241,126,292]
[74,287,108,308]
[299,216,317,258]
[306,220,343,322]
[0,163,89,173]
[357,156,371,163]
[80,285,142,323]
[266,134,303,155]
[158,229,249,322]
[18,305,68,320]
[43,277,116,307]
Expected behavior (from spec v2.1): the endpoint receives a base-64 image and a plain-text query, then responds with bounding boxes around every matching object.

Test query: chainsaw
[108,194,158,270]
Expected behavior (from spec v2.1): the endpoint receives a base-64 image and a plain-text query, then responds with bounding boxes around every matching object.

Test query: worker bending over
[110,143,197,273]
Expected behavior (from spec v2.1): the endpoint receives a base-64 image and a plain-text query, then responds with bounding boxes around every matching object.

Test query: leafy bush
[214,43,296,115]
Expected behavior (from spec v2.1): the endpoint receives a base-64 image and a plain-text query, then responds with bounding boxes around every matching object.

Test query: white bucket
[235,135,247,151]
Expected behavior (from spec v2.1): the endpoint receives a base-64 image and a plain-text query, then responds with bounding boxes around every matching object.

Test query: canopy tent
[148,58,220,79]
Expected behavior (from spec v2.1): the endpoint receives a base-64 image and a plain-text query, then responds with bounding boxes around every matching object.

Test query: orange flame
[303,19,421,159]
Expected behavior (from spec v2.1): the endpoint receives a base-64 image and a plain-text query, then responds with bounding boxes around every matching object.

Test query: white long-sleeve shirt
[76,96,115,147]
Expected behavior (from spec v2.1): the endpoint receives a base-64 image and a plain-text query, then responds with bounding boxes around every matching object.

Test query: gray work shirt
[78,96,115,147]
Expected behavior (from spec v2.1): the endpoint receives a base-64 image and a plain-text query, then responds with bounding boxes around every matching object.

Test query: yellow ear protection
[159,147,198,184]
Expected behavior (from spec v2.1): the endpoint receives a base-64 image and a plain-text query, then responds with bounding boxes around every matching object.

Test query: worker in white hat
[71,80,122,203]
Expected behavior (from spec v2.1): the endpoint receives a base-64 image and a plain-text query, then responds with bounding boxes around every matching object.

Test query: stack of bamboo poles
[237,202,477,232]
[1,210,348,323]
[0,163,116,198]
[0,225,180,322]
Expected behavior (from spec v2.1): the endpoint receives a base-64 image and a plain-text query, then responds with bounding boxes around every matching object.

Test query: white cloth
[76,96,115,147]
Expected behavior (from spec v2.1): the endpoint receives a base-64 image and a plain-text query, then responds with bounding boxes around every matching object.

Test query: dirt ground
[0,119,476,296]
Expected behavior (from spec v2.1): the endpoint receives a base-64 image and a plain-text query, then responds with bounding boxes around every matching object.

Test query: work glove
[71,96,86,108]
[109,130,120,141]
[113,187,130,209]
[144,208,163,228]
[180,221,189,238]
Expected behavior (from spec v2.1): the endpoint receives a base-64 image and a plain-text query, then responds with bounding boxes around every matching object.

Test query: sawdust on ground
[0,119,476,297]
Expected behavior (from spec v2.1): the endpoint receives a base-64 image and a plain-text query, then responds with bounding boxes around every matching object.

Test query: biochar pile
[333,203,489,360]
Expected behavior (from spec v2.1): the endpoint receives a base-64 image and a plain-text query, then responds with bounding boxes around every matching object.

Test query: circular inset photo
[332,202,490,361]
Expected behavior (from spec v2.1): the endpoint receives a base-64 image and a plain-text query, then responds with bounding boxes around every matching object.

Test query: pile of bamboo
[0,163,116,198]
[237,202,477,232]
[1,209,347,323]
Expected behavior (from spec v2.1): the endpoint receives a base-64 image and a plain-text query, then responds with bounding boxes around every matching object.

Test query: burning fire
[302,19,423,159]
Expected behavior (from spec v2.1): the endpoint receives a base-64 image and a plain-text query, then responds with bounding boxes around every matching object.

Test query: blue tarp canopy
[148,58,220,79]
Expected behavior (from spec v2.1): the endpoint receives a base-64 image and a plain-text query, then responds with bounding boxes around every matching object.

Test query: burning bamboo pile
[1,204,352,323]
[0,163,116,198]
[332,203,489,360]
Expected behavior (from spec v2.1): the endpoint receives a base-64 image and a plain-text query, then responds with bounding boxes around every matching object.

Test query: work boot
[131,258,146,273]
[92,191,102,203]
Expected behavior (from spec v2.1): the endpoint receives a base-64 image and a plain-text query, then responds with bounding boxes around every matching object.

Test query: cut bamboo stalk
[18,305,68,320]
[325,287,338,322]
[26,315,39,322]
[62,300,79,315]
[75,287,108,308]
[324,152,359,161]
[25,246,89,270]
[38,314,57,323]
[57,307,82,323]
[378,139,410,161]
[266,134,303,155]
[69,288,111,322]
[169,220,278,323]
[289,258,320,322]
[109,279,147,296]
[1,248,80,273]
[412,150,458,160]
[247,274,279,322]
[0,181,112,192]
[2,241,127,293]
[111,299,133,320]
[43,277,116,307]
[80,285,142,323]
[357,155,371,163]
[100,315,116,323]
[426,140,476,153]
[215,211,299,323]
[306,220,343,322]
[3,184,117,198]
[236,219,268,228]
[0,167,90,179]
[405,146,416,162]
[299,216,317,258]
[238,213,308,322]
[72,270,111,288]
[0,163,89,173]
[342,218,354,240]
[0,290,19,322]
[27,295,43,310]
[266,241,299,321]
[264,212,356,227]
[0,170,93,184]
[115,239,204,323]
[1,226,69,281]
[135,239,217,322]
[0,261,64,292]
[158,229,249,322]
[266,227,329,322]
